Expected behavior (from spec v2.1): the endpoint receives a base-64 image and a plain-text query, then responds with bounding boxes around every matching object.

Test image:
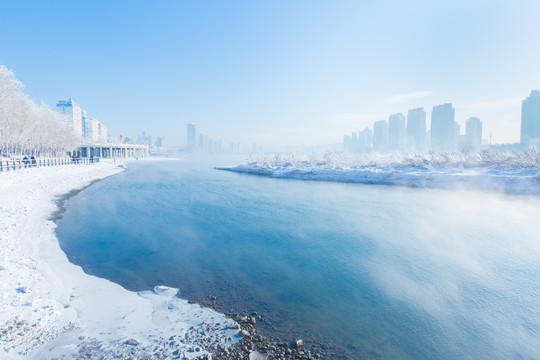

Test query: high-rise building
[388,113,406,150]
[186,123,197,151]
[465,117,482,150]
[198,133,208,149]
[56,97,82,139]
[137,131,152,147]
[351,132,359,151]
[155,137,166,149]
[431,103,458,151]
[407,107,426,150]
[373,120,388,151]
[343,134,351,151]
[81,109,88,143]
[98,123,108,144]
[358,127,373,151]
[83,117,99,144]
[521,90,540,147]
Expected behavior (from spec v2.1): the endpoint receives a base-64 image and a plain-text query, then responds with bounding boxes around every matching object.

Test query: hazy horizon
[2,0,540,149]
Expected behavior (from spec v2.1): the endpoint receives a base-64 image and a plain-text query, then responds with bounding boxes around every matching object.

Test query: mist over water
[56,158,540,359]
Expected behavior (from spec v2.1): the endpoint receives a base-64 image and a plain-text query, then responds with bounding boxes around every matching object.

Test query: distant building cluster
[345,90,540,153]
[345,103,483,153]
[56,98,108,145]
[122,131,167,153]
[186,123,252,154]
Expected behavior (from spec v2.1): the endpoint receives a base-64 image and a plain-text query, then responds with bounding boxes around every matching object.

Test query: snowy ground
[220,150,540,194]
[0,160,239,359]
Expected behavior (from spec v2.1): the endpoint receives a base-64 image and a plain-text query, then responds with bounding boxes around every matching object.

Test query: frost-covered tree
[0,65,78,157]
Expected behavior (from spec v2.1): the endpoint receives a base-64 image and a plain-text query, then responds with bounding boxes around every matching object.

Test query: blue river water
[56,158,540,359]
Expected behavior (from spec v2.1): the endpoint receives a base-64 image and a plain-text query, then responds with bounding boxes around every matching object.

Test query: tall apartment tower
[350,132,359,152]
[388,113,406,150]
[56,97,82,139]
[98,123,108,144]
[186,123,197,151]
[198,133,208,150]
[431,103,457,151]
[521,90,540,147]
[465,117,482,150]
[343,134,351,151]
[406,107,426,151]
[373,120,388,151]
[359,127,373,151]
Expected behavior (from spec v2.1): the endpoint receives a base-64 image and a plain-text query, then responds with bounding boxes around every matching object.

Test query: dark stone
[124,339,139,346]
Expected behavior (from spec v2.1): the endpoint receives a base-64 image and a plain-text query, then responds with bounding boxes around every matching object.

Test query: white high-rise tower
[56,97,82,139]
[521,90,540,147]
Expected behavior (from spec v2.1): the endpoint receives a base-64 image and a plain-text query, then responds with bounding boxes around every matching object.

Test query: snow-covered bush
[243,149,540,171]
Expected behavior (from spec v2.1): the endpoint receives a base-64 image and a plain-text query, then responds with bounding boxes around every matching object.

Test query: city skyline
[344,101,488,153]
[343,89,540,153]
[1,1,539,149]
[56,98,108,145]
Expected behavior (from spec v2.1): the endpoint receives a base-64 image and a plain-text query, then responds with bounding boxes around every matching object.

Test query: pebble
[124,339,140,346]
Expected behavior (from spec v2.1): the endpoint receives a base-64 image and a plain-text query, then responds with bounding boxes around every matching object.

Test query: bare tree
[0,65,78,158]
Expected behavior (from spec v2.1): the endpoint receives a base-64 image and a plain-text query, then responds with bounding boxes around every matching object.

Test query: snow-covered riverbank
[219,150,540,194]
[0,160,239,359]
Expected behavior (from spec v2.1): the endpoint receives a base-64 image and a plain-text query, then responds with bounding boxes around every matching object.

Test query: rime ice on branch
[0,65,78,157]
[221,150,540,194]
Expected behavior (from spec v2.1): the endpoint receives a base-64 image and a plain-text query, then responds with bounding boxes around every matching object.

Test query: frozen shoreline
[219,150,540,194]
[0,160,239,359]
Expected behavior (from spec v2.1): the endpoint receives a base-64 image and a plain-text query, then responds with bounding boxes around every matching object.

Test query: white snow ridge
[0,161,239,359]
[220,149,540,194]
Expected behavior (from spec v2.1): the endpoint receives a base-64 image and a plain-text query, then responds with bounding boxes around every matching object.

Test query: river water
[56,157,540,359]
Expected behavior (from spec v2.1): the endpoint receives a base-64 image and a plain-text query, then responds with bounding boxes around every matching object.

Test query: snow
[0,160,239,359]
[220,149,540,194]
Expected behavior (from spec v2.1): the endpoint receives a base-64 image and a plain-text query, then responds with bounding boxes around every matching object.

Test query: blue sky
[1,0,539,149]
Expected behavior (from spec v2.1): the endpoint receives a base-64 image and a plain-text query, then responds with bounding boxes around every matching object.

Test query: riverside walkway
[78,143,149,159]
[1,143,149,172]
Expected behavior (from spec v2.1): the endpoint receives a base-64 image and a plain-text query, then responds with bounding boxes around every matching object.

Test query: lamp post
[120,135,123,165]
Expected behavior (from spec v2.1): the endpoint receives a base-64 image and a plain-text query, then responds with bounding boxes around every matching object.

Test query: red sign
[120,135,123,140]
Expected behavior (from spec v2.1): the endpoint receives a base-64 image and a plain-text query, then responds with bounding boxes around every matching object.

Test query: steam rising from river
[358,189,540,358]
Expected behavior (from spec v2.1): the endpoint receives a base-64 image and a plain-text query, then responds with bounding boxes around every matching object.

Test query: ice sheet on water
[221,149,540,194]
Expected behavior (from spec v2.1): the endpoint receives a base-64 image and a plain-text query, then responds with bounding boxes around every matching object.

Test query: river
[56,157,540,359]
